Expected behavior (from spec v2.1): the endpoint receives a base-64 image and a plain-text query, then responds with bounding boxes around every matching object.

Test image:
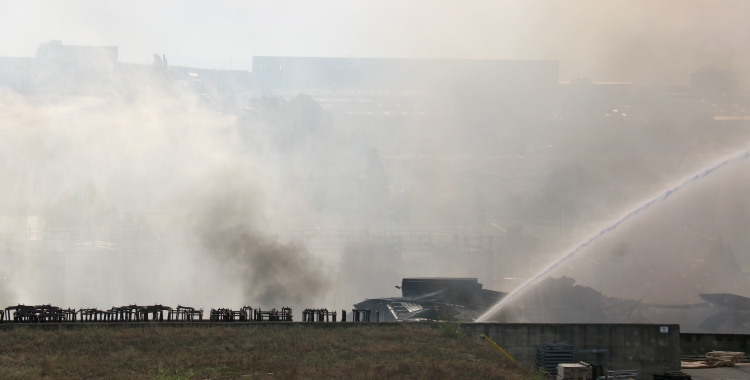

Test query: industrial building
[252,56,558,92]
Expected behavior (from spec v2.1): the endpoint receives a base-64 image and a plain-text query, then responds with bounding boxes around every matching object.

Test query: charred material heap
[354,277,506,322]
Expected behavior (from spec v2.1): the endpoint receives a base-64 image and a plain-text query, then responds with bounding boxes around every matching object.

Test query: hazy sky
[1,1,749,84]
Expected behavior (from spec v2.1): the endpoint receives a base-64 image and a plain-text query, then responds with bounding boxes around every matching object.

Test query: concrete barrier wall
[681,333,750,356]
[462,323,681,378]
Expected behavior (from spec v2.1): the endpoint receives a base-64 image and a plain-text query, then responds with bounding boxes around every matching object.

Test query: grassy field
[0,323,537,379]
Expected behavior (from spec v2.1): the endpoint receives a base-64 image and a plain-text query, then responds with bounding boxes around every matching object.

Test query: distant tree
[152,54,164,66]
[35,40,62,58]
[288,94,324,134]
[690,67,738,95]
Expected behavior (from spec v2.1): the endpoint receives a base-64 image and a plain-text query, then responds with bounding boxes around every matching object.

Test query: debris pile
[253,307,293,321]
[4,304,77,322]
[0,304,383,324]
[354,277,505,322]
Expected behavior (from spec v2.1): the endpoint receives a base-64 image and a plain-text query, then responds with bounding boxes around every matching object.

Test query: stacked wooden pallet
[680,351,744,369]
[706,351,743,367]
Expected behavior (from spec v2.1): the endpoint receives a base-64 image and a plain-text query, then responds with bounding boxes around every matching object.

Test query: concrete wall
[681,333,750,356]
[463,323,681,378]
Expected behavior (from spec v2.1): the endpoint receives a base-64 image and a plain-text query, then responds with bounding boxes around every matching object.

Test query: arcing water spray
[476,149,750,322]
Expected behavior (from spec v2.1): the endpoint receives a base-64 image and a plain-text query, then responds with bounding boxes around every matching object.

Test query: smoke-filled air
[2,0,750,332]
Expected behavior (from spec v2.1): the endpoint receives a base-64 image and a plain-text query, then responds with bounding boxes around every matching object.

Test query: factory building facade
[252,56,558,90]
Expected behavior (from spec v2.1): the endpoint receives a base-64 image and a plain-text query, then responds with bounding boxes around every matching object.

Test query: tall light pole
[227,54,232,70]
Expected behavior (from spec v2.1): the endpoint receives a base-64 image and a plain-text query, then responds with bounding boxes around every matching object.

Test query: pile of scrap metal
[0,303,294,323]
[493,276,651,323]
[4,304,77,322]
[471,276,750,332]
[692,293,750,332]
[3,304,203,323]
[210,307,293,322]
[300,308,380,322]
[479,276,712,325]
[79,305,177,322]
[353,278,506,322]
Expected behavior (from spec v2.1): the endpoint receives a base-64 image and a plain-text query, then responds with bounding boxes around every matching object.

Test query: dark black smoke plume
[190,168,326,307]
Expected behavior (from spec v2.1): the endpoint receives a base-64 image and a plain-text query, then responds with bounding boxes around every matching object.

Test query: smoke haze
[0,1,749,332]
[2,1,750,85]
[0,71,327,310]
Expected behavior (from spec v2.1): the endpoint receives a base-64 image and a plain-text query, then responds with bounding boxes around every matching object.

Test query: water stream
[475,149,750,322]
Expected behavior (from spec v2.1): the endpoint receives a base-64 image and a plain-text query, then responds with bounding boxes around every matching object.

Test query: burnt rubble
[354,277,506,322]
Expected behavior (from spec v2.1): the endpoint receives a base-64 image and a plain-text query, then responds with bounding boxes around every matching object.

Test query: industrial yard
[2,2,750,380]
